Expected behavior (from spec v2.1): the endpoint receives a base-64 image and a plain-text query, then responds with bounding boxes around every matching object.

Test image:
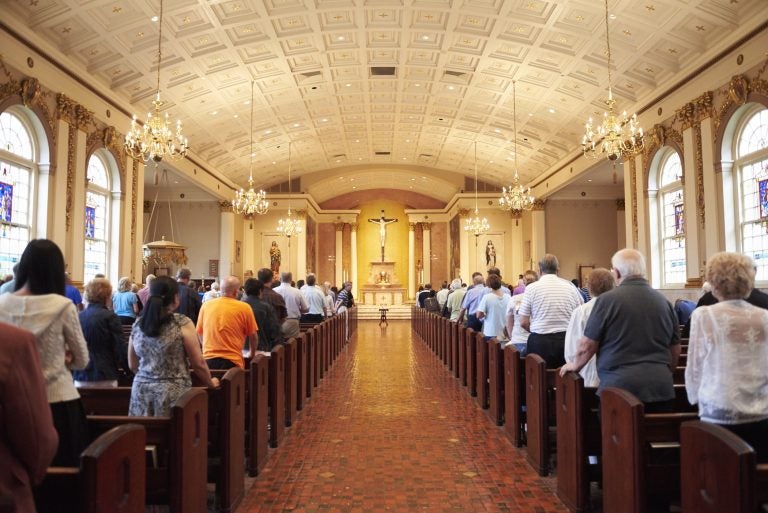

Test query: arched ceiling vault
[6,0,767,194]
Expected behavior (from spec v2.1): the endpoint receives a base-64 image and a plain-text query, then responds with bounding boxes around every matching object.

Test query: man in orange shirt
[197,275,258,369]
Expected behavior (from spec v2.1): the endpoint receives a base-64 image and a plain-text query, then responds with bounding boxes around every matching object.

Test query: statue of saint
[368,211,398,261]
[270,241,281,273]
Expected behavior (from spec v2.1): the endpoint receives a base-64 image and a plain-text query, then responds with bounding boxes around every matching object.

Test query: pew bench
[525,354,558,476]
[37,424,146,513]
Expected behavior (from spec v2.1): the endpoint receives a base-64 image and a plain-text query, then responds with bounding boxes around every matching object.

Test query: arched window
[0,111,35,278]
[83,153,110,282]
[736,106,768,280]
[658,150,686,286]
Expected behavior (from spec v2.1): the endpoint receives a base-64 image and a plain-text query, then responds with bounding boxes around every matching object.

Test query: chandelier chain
[499,80,535,212]
[233,80,269,215]
[604,0,612,96]
[156,0,163,97]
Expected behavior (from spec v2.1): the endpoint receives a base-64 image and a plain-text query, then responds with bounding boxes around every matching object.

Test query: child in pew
[686,252,768,462]
[128,276,219,417]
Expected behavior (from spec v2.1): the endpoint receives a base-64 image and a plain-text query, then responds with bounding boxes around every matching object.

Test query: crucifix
[368,210,398,262]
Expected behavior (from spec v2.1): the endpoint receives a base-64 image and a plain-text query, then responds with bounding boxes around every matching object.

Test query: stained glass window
[737,106,768,281]
[658,150,686,285]
[83,154,110,282]
[0,112,34,278]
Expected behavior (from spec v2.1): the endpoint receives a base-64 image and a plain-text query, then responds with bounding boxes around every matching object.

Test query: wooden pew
[37,424,146,513]
[525,354,558,476]
[504,345,526,447]
[556,372,600,513]
[488,339,504,426]
[458,326,468,386]
[85,388,209,513]
[600,387,698,513]
[247,355,269,476]
[680,421,768,513]
[296,333,307,410]
[466,328,477,397]
[284,337,298,427]
[268,344,286,448]
[475,333,489,409]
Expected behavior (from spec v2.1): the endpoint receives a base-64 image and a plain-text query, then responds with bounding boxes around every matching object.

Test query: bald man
[197,275,258,369]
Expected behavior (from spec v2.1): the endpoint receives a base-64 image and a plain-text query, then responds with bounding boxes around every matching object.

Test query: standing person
[174,267,201,324]
[112,276,139,325]
[505,270,539,354]
[563,268,616,387]
[197,276,258,369]
[686,252,768,461]
[335,281,354,313]
[301,273,326,324]
[129,276,218,416]
[0,323,59,513]
[75,278,125,388]
[0,239,89,467]
[0,263,17,294]
[476,274,511,341]
[202,281,221,303]
[446,279,466,322]
[242,278,284,352]
[458,272,486,331]
[136,274,155,311]
[274,272,308,338]
[322,282,336,317]
[435,282,450,311]
[519,254,583,368]
[64,273,84,311]
[560,249,680,412]
[257,268,287,324]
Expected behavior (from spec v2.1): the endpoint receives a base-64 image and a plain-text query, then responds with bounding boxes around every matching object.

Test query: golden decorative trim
[334,222,345,231]
[56,93,93,129]
[677,102,695,131]
[409,222,417,231]
[294,209,307,220]
[0,58,56,153]
[694,123,705,223]
[616,199,625,211]
[456,208,470,218]
[131,159,139,247]
[694,91,713,121]
[65,126,76,232]
[532,199,546,211]
[349,223,358,232]
[218,200,233,212]
[629,158,638,248]
[420,222,432,230]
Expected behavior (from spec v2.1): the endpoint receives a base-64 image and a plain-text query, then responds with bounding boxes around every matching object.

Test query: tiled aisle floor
[239,320,568,513]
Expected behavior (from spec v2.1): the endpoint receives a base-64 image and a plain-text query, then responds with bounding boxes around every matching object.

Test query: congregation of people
[0,238,354,511]
[417,248,768,463]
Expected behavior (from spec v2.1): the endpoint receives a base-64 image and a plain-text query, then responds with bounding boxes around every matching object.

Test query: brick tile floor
[239,320,568,513]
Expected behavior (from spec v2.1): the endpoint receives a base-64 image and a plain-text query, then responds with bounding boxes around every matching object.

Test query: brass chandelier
[233,81,269,216]
[464,141,490,238]
[124,0,188,163]
[582,0,644,162]
[499,81,535,213]
[276,142,302,238]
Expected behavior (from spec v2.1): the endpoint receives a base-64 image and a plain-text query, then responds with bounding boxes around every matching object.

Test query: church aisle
[239,320,567,513]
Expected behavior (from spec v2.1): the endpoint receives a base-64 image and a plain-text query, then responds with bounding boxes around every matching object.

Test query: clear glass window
[658,150,686,285]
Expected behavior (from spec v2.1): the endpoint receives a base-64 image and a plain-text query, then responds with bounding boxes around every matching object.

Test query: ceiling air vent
[370,67,396,76]
[444,70,466,78]
[374,151,391,156]
[300,71,323,79]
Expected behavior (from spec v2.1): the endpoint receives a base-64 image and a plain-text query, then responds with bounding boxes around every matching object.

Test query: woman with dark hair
[0,239,90,466]
[128,275,218,416]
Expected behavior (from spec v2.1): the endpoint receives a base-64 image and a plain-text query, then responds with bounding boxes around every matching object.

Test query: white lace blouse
[686,299,768,424]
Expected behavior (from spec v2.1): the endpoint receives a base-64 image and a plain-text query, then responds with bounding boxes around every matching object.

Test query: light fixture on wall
[581,0,644,162]
[233,80,269,216]
[142,168,188,269]
[464,141,490,238]
[124,0,188,163]
[276,142,302,238]
[499,81,535,213]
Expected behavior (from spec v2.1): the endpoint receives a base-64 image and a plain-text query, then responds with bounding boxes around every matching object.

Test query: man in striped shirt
[519,253,583,367]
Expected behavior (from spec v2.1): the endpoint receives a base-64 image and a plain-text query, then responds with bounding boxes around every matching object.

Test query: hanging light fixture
[233,81,269,216]
[499,81,535,213]
[142,168,188,270]
[582,0,644,162]
[464,141,490,238]
[124,0,188,163]
[276,142,302,238]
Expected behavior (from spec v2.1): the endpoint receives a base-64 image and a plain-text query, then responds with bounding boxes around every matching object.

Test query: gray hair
[611,249,647,278]
[450,278,462,291]
[538,254,559,275]
[145,274,156,286]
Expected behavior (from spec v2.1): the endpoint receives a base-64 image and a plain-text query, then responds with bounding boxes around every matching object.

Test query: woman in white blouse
[686,252,768,462]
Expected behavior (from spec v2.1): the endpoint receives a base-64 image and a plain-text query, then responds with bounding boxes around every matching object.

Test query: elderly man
[136,273,155,309]
[242,278,284,352]
[519,254,583,368]
[274,271,308,338]
[197,275,258,369]
[458,272,486,331]
[301,273,326,324]
[560,249,681,411]
[175,267,201,323]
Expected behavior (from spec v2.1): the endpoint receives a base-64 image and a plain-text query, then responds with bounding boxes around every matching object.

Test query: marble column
[459,212,469,281]
[408,222,416,300]
[130,160,145,281]
[422,222,431,286]
[69,127,87,282]
[242,215,256,278]
[530,200,546,268]
[697,93,719,260]
[296,213,307,279]
[350,223,358,298]
[334,222,344,285]
[682,121,701,285]
[219,201,235,278]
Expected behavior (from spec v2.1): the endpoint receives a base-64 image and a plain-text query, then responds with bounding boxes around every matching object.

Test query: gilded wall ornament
[131,159,139,246]
[616,199,626,211]
[629,159,638,248]
[218,200,233,212]
[65,127,76,232]
[532,199,546,211]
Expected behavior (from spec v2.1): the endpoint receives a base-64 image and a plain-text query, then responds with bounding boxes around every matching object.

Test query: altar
[360,260,406,305]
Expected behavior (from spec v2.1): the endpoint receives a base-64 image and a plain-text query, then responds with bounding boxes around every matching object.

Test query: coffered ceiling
[4,0,767,200]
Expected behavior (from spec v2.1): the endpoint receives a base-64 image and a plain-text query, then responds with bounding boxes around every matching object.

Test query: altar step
[356,304,413,320]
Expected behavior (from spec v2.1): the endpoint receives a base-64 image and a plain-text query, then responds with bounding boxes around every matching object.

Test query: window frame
[656,149,686,287]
